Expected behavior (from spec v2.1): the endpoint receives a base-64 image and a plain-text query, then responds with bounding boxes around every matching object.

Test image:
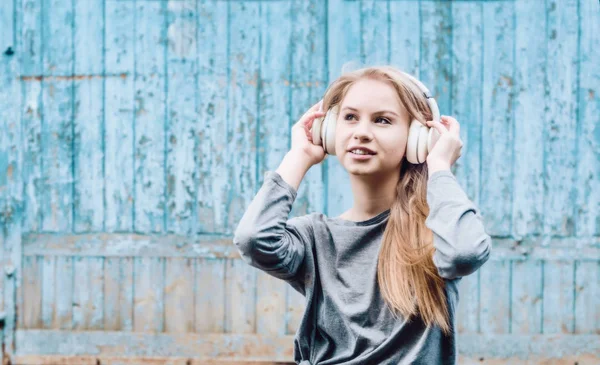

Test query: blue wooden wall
[0,0,599,364]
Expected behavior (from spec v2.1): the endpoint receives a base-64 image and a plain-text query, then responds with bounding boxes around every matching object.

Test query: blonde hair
[322,65,451,334]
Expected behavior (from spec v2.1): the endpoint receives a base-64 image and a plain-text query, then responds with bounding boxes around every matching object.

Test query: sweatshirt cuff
[427,169,455,184]
[265,170,298,200]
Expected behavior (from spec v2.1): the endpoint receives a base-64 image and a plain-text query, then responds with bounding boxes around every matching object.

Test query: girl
[233,66,492,365]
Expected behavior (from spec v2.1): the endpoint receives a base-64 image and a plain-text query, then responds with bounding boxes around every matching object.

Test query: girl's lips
[349,151,375,160]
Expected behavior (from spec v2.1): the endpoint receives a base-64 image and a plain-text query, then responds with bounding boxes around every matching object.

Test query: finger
[441,115,460,135]
[295,110,325,128]
[426,120,448,135]
[306,111,326,124]
[308,100,324,113]
[304,118,313,139]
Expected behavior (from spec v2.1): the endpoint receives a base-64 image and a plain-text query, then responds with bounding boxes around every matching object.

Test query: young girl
[233,66,492,365]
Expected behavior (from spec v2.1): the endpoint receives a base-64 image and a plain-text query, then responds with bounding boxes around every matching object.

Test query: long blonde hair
[321,65,451,334]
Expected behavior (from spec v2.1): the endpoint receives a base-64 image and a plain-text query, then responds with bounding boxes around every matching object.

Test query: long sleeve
[233,170,312,282]
[425,170,492,280]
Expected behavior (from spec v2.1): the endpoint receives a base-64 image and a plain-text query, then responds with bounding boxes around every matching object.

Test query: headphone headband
[399,71,440,124]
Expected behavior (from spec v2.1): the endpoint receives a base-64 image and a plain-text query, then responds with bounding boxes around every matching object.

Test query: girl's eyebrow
[341,106,400,117]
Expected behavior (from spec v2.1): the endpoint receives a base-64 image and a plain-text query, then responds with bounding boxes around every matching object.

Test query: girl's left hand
[425,115,463,171]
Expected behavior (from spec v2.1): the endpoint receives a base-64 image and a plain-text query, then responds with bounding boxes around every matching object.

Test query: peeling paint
[20,73,128,81]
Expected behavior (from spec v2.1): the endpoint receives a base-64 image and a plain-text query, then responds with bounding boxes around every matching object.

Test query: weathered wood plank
[103,257,135,331]
[326,0,360,218]
[41,256,55,329]
[103,257,120,331]
[419,0,451,116]
[72,257,104,330]
[11,354,600,365]
[576,0,600,237]
[256,0,291,186]
[256,271,286,337]
[22,233,600,260]
[288,0,327,220]
[12,357,296,365]
[73,0,104,232]
[227,0,260,235]
[119,257,135,331]
[574,261,599,334]
[480,0,515,236]
[133,257,165,332]
[389,0,420,75]
[285,283,304,336]
[164,258,195,333]
[195,258,226,333]
[456,272,479,334]
[451,0,482,205]
[15,330,296,360]
[1,0,23,358]
[225,258,256,334]
[479,260,510,334]
[544,0,579,237]
[21,256,42,329]
[511,260,543,334]
[20,0,43,233]
[450,4,484,336]
[512,0,546,238]
[543,261,575,334]
[41,0,74,232]
[104,0,135,232]
[253,0,293,338]
[13,330,600,360]
[54,256,73,329]
[361,0,389,66]
[165,0,198,235]
[196,0,229,233]
[134,0,166,233]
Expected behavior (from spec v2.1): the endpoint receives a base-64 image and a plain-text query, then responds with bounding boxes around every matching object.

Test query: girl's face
[335,77,411,177]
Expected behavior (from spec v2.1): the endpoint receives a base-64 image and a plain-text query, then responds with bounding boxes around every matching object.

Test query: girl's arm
[233,151,314,281]
[425,169,492,279]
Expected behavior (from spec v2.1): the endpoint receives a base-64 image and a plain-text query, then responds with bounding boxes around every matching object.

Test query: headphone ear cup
[416,123,429,163]
[406,119,423,164]
[427,126,440,155]
[322,105,339,155]
[311,115,323,147]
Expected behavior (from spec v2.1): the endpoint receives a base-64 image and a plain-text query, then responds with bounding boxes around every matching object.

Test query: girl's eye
[343,113,356,121]
[343,114,391,125]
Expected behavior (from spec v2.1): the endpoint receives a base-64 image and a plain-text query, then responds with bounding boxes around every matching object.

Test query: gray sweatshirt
[233,169,492,365]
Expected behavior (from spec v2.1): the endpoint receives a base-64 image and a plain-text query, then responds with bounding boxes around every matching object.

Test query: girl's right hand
[290,100,327,166]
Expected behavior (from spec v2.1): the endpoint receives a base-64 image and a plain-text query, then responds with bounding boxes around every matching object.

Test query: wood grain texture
[480,260,511,334]
[195,258,226,333]
[39,0,74,233]
[164,257,195,333]
[166,0,198,235]
[544,0,579,238]
[1,0,23,358]
[576,0,600,237]
[388,0,420,75]
[574,261,599,334]
[512,0,546,238]
[104,0,135,233]
[480,0,515,237]
[12,330,600,360]
[451,0,482,206]
[289,0,327,220]
[196,0,229,234]
[4,0,600,362]
[73,0,104,233]
[134,0,167,234]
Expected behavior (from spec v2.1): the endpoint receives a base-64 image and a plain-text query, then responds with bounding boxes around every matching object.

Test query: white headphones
[311,71,441,164]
